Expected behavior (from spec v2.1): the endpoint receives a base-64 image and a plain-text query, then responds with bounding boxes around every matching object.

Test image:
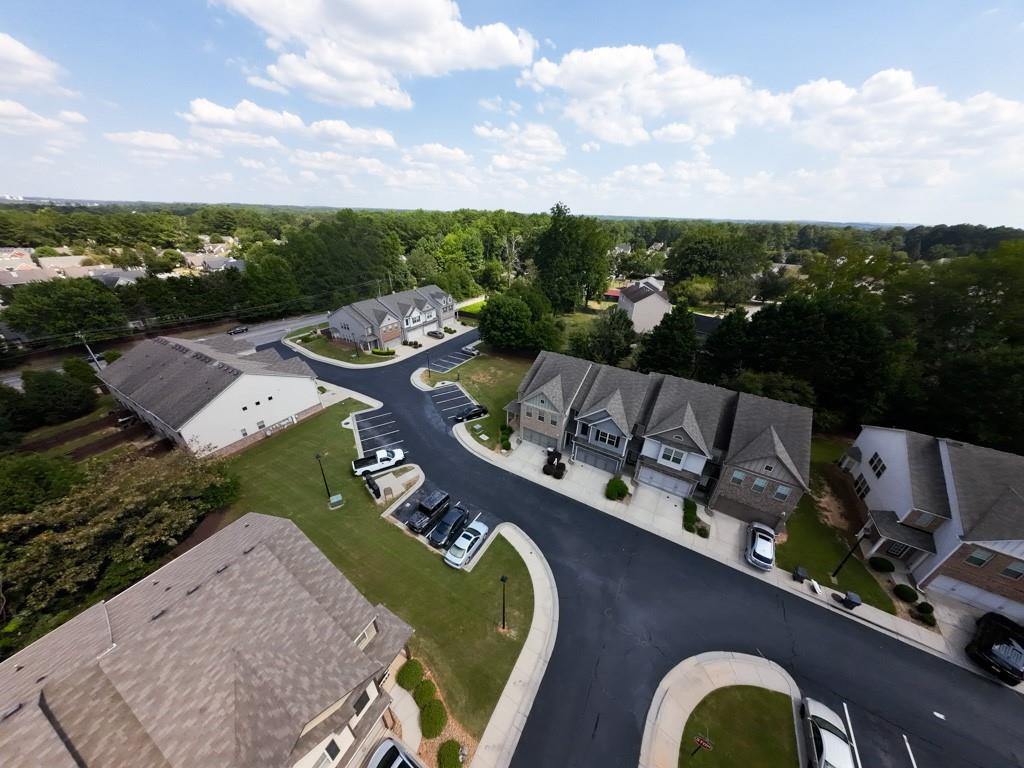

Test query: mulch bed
[18,413,117,452]
[68,423,146,460]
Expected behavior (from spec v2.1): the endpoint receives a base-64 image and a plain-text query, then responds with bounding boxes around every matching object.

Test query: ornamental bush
[892,583,918,603]
[413,679,436,708]
[605,477,628,501]
[501,437,512,451]
[683,520,696,533]
[914,601,934,615]
[396,659,423,690]
[437,740,462,768]
[420,699,448,739]
[371,348,396,356]
[869,556,895,573]
[918,613,937,627]
[697,524,711,539]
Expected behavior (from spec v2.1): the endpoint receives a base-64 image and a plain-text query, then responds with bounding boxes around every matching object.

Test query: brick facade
[709,465,800,527]
[924,543,1024,603]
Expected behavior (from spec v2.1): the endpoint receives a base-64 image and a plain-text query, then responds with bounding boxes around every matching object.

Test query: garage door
[521,428,557,450]
[575,446,621,474]
[406,324,425,340]
[637,466,693,498]
[928,576,1024,622]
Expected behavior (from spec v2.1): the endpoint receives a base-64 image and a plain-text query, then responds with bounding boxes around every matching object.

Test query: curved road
[274,333,1024,768]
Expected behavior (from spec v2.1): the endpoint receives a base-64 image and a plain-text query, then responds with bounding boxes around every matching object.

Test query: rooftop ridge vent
[186,584,201,595]
[216,564,229,574]
[243,545,255,555]
[150,609,166,621]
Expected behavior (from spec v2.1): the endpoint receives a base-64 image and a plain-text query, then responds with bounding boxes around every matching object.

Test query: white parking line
[442,403,470,411]
[357,419,395,429]
[902,735,918,768]
[842,703,863,768]
[429,387,458,397]
[356,412,393,423]
[433,395,466,405]
[369,440,404,450]
[362,428,399,440]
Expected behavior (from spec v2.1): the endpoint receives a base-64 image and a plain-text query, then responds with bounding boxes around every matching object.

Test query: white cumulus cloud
[0,33,68,92]
[474,120,565,171]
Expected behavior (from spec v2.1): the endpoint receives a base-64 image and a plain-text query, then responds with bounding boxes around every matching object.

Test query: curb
[472,524,559,768]
[639,651,803,768]
[284,326,477,370]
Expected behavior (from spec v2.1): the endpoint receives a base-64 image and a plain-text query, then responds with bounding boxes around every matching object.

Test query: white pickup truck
[351,448,406,476]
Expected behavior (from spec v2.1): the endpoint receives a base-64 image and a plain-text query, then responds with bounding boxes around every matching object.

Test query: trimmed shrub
[697,524,711,539]
[396,659,423,690]
[683,520,696,533]
[444,327,456,334]
[438,740,462,768]
[917,613,937,627]
[606,476,629,501]
[413,679,436,708]
[914,601,934,615]
[869,556,896,573]
[892,584,919,603]
[683,498,697,516]
[371,348,396,356]
[420,699,448,739]
[501,437,512,451]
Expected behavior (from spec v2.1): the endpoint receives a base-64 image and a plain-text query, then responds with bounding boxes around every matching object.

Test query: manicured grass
[286,321,328,339]
[295,335,389,364]
[777,495,895,614]
[21,394,114,443]
[227,401,533,737]
[679,685,797,768]
[559,311,603,345]
[810,434,851,468]
[458,299,487,314]
[426,350,535,449]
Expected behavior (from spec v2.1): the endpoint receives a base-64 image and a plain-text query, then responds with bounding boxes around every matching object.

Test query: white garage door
[522,428,557,450]
[405,324,426,340]
[575,446,621,474]
[637,466,693,498]
[928,576,1024,622]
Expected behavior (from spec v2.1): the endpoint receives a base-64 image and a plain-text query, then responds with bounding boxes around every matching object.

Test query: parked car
[966,612,1024,685]
[367,738,424,768]
[461,344,480,357]
[406,489,451,535]
[445,519,489,568]
[227,325,249,335]
[427,504,468,549]
[744,522,776,570]
[426,329,445,339]
[800,698,856,768]
[452,403,488,422]
[351,448,405,476]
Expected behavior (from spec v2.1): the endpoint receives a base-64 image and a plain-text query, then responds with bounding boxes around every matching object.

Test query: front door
[885,541,910,558]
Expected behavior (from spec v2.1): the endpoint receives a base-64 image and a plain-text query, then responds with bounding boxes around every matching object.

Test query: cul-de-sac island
[2,5,1024,768]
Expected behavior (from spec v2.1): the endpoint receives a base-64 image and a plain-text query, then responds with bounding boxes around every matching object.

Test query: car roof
[753,536,774,559]
[464,520,488,536]
[819,729,856,768]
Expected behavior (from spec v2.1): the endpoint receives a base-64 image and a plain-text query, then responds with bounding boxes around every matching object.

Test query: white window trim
[751,478,768,494]
[730,470,746,485]
[965,547,993,567]
[660,446,685,465]
[1000,561,1024,580]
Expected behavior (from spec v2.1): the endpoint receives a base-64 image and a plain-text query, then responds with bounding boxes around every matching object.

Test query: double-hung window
[751,478,768,494]
[730,470,746,485]
[965,547,993,567]
[594,429,620,449]
[661,446,685,465]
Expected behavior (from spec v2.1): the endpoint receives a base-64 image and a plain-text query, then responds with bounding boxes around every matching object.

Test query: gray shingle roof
[98,336,315,429]
[724,393,812,489]
[0,513,412,767]
[517,350,593,414]
[867,509,937,553]
[577,365,654,434]
[644,375,735,456]
[620,283,669,304]
[904,431,952,518]
[943,440,1024,541]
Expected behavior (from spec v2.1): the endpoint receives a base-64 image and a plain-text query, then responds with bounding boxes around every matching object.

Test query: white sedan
[444,519,489,568]
[744,522,776,571]
[801,698,856,768]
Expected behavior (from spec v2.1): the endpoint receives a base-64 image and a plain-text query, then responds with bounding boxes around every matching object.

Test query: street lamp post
[314,453,331,499]
[831,529,869,579]
[500,575,508,630]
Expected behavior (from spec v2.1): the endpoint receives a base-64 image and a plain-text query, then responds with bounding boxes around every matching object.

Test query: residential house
[37,254,89,271]
[201,255,246,272]
[0,513,414,768]
[328,285,455,350]
[840,426,1024,620]
[506,351,812,525]
[99,335,323,456]
[0,247,34,260]
[0,267,58,287]
[617,281,672,333]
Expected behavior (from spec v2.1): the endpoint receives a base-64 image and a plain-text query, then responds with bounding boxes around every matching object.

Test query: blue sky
[2,1,1023,224]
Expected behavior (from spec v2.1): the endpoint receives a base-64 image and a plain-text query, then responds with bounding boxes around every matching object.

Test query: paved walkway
[386,684,423,753]
[639,652,802,768]
[473,524,559,768]
[452,425,1016,688]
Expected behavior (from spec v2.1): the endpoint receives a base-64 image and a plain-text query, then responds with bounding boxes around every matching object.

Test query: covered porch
[858,508,936,574]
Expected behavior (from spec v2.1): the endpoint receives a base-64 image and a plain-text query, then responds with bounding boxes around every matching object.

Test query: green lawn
[227,400,533,737]
[425,349,535,449]
[286,322,328,339]
[776,434,896,614]
[680,685,797,768]
[560,311,602,344]
[458,299,487,314]
[21,394,114,444]
[294,335,389,364]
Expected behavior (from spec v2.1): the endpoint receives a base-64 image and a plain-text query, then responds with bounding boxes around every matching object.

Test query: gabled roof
[98,336,315,429]
[904,431,952,519]
[644,375,735,457]
[517,350,593,414]
[0,513,412,767]
[942,439,1024,542]
[577,365,653,434]
[725,393,812,489]
[619,283,670,304]
[347,297,397,328]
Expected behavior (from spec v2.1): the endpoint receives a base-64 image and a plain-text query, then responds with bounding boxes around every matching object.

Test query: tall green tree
[635,305,699,377]
[20,370,97,427]
[533,203,613,312]
[699,308,748,383]
[0,454,83,516]
[3,279,128,338]
[478,294,533,350]
[728,370,816,409]
[666,224,766,283]
[568,308,635,366]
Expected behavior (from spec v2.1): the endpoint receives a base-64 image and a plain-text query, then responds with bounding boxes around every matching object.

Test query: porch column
[866,537,886,557]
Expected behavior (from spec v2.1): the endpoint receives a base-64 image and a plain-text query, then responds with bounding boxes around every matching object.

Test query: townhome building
[0,513,414,768]
[328,285,455,351]
[841,426,1024,620]
[506,351,812,526]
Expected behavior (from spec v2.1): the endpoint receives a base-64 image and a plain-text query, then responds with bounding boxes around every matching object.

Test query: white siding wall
[853,428,914,517]
[624,296,671,333]
[640,437,707,474]
[180,374,322,455]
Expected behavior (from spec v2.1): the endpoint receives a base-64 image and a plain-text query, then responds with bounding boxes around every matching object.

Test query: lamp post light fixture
[500,574,508,630]
[314,452,332,499]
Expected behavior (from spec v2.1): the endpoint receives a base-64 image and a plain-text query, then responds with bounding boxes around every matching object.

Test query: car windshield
[992,639,1024,672]
[812,716,849,742]
[449,542,467,558]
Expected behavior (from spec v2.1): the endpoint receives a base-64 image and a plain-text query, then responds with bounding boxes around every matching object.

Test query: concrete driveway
[266,331,1024,768]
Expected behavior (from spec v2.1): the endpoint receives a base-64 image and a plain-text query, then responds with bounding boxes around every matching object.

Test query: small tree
[699,308,748,383]
[62,357,99,386]
[20,370,97,427]
[635,305,698,377]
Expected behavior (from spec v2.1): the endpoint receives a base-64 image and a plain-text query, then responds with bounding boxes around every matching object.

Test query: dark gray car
[427,504,468,549]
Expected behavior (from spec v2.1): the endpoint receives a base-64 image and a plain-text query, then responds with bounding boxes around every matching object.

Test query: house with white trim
[328,285,454,350]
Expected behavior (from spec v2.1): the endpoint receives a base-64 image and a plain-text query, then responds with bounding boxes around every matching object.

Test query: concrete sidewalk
[452,425,1014,687]
[639,651,803,768]
[473,524,559,768]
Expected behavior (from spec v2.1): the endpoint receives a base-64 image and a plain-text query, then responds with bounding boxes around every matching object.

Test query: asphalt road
[270,332,1024,768]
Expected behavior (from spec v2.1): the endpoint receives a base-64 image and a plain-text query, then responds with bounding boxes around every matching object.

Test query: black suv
[406,489,451,535]
[427,504,468,549]
[966,612,1024,685]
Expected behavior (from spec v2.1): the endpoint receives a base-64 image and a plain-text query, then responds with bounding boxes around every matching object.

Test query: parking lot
[389,480,499,558]
[426,347,477,374]
[427,382,484,422]
[353,409,407,458]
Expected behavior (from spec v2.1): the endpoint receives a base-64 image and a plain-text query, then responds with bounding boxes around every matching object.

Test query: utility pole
[314,453,332,499]
[76,331,102,373]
